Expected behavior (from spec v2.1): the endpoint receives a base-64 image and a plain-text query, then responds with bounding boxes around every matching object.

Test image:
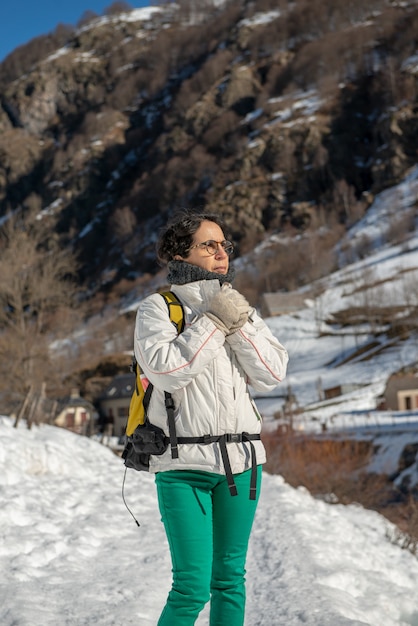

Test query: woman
[134,210,288,626]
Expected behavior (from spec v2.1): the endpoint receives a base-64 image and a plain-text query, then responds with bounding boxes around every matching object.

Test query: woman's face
[176,220,230,274]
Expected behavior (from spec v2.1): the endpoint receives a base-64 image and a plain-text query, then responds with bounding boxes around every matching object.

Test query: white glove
[227,310,248,335]
[205,286,249,335]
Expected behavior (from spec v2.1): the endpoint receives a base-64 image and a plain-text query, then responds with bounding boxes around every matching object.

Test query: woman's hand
[205,286,249,335]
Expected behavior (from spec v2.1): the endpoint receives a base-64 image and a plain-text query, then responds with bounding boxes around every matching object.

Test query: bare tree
[400,269,418,320]
[333,179,365,226]
[104,2,133,16]
[0,211,80,424]
[77,10,99,28]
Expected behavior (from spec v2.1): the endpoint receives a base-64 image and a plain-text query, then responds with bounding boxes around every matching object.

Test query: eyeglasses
[188,239,234,256]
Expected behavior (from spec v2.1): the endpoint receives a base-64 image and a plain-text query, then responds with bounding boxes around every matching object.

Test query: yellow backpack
[122,291,184,471]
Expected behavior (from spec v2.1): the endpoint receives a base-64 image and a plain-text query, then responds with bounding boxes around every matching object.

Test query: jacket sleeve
[134,293,225,392]
[225,308,288,392]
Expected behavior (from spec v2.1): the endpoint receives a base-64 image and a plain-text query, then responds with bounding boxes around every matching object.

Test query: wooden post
[14,385,34,428]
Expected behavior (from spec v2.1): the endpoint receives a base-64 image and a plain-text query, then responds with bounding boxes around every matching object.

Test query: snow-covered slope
[261,166,418,420]
[1,417,418,626]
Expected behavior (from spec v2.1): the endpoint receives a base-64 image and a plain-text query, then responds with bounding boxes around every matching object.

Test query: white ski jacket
[134,279,288,476]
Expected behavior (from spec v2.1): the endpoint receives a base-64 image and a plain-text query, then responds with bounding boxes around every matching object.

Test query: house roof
[100,374,135,400]
[56,395,95,413]
[386,373,418,386]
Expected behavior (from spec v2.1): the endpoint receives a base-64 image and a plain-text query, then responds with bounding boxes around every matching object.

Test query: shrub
[262,429,418,548]
[262,431,374,496]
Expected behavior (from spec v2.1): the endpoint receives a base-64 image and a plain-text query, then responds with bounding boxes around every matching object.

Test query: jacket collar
[170,279,226,309]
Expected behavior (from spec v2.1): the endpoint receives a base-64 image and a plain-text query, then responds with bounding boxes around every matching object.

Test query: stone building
[382,372,418,411]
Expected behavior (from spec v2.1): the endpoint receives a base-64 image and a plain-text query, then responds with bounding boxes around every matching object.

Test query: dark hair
[157,209,229,263]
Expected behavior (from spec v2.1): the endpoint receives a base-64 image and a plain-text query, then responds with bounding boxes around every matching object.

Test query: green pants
[155,466,262,626]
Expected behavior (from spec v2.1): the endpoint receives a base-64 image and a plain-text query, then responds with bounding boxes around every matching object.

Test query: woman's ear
[173,254,184,261]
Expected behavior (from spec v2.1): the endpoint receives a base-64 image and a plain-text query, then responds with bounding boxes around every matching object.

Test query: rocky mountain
[1,0,418,304]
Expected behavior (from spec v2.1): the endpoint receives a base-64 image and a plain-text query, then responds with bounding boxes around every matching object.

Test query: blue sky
[0,1,150,62]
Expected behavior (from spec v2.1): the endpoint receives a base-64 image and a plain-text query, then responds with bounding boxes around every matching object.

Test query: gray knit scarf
[167,260,235,285]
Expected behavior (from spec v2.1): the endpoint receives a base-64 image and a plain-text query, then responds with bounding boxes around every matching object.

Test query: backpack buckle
[225,433,242,443]
[165,396,175,410]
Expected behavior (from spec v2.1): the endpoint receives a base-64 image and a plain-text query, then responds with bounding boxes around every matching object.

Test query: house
[98,373,135,438]
[54,389,96,435]
[382,372,418,411]
[260,291,310,318]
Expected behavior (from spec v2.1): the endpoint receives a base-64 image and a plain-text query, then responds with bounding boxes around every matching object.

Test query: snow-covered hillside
[250,165,418,495]
[253,163,418,428]
[262,165,418,413]
[1,417,418,626]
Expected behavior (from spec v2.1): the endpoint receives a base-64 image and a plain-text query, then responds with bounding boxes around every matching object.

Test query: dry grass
[385,497,418,556]
[262,430,418,554]
[262,430,374,493]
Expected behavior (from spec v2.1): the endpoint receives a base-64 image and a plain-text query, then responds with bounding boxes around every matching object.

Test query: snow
[1,416,418,626]
[401,54,418,75]
[42,8,162,66]
[76,7,162,35]
[239,10,282,29]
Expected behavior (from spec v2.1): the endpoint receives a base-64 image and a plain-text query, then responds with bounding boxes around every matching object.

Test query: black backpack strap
[243,433,259,501]
[165,432,261,500]
[218,436,238,496]
[219,433,259,500]
[164,391,179,459]
[143,382,153,414]
[141,382,176,458]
